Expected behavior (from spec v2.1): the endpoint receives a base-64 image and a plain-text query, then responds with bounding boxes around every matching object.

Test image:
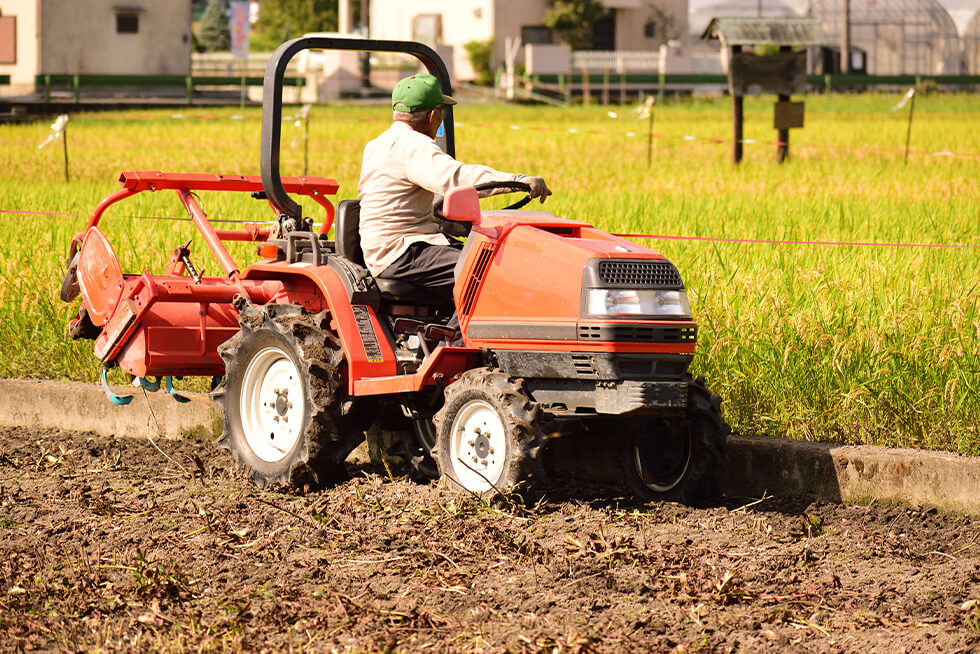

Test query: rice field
[0,92,977,453]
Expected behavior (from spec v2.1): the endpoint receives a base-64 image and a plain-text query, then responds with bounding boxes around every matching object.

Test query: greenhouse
[808,0,962,74]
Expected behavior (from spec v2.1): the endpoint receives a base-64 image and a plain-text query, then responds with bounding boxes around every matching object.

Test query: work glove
[514,174,552,203]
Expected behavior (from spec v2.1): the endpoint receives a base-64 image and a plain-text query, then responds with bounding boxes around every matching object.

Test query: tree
[251,0,364,51]
[464,38,495,86]
[198,0,231,52]
[542,0,608,51]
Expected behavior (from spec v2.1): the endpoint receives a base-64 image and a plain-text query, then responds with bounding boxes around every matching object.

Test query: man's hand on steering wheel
[431,180,552,237]
[513,174,552,204]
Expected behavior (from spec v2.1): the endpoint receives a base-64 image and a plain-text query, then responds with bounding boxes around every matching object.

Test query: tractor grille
[578,324,697,343]
[598,260,682,288]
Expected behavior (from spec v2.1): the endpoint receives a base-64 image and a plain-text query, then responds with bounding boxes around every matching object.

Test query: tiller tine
[136,377,161,392]
[100,368,134,406]
[165,376,191,404]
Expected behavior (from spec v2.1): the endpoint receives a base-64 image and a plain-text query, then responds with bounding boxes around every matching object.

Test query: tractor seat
[335,200,447,305]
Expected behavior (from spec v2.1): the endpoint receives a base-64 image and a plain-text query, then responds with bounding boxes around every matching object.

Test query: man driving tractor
[357,73,552,304]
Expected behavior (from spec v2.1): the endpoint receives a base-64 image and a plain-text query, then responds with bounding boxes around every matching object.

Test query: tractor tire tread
[431,368,545,497]
[210,302,349,490]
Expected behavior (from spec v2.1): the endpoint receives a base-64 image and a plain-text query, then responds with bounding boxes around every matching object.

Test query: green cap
[392,73,457,113]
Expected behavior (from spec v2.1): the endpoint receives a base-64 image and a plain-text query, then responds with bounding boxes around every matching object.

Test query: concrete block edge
[2,379,977,516]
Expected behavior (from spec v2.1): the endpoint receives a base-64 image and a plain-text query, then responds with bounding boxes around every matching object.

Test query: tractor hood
[476,209,669,260]
[456,208,694,353]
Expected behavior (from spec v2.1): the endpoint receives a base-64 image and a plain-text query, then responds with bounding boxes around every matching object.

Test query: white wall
[39,0,191,75]
[368,0,693,81]
[0,0,40,94]
[369,0,498,81]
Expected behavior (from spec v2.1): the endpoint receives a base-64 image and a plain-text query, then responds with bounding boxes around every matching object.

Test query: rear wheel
[432,369,545,497]
[211,302,351,489]
[619,377,729,506]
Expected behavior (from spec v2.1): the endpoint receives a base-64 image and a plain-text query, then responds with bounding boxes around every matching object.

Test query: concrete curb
[2,378,978,516]
[0,378,220,440]
[726,435,980,515]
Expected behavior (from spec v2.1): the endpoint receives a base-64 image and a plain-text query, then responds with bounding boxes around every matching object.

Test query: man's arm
[403,135,517,196]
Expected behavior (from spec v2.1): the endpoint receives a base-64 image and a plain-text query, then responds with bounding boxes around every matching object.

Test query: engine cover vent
[460,243,495,315]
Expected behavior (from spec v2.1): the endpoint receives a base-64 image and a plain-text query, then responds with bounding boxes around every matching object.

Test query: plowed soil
[2,425,979,653]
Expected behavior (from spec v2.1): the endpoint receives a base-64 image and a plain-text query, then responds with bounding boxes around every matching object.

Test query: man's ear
[428,108,441,135]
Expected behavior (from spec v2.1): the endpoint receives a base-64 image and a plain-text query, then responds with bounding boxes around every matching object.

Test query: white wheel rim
[633,435,691,493]
[239,346,305,463]
[449,400,507,493]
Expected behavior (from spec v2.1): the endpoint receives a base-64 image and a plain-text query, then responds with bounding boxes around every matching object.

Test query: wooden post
[602,69,609,105]
[731,46,743,164]
[777,46,791,163]
[583,66,590,105]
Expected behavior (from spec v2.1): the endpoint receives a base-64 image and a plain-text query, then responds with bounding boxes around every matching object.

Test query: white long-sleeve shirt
[357,121,516,275]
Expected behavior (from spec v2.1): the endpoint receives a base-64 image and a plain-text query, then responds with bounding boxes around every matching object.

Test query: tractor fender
[242,260,397,392]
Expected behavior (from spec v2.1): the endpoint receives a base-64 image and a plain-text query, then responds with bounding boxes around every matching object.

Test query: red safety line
[0,209,82,217]
[615,233,980,249]
[4,210,975,249]
[0,209,275,224]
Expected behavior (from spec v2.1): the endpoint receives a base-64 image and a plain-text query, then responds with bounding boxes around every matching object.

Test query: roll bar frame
[260,37,456,220]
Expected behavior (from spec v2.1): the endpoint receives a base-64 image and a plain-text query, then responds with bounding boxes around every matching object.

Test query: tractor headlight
[586,288,692,318]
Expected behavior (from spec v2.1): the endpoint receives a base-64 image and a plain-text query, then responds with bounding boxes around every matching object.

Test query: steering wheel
[432,181,533,236]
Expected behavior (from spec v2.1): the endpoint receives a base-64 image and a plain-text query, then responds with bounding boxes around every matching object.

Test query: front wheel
[432,369,544,497]
[619,377,729,506]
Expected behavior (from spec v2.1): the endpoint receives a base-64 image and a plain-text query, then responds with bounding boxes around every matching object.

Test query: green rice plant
[0,94,976,452]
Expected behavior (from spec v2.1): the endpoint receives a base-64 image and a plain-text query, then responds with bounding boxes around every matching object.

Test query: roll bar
[261,37,456,220]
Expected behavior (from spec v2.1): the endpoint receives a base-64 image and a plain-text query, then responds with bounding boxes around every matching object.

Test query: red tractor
[60,38,728,504]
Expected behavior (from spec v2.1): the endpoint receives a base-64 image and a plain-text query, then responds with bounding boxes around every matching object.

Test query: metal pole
[647,100,655,167]
[731,46,743,164]
[239,56,247,112]
[904,90,915,165]
[62,125,70,183]
[339,0,353,34]
[658,43,667,104]
[360,0,371,91]
[777,46,790,163]
[841,0,851,74]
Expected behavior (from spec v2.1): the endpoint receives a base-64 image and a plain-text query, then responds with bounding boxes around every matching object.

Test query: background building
[366,0,692,81]
[0,0,192,95]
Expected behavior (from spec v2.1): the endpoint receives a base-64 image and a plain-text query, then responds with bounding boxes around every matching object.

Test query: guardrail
[571,51,662,72]
[526,72,980,103]
[530,72,980,88]
[34,73,307,105]
[192,51,286,75]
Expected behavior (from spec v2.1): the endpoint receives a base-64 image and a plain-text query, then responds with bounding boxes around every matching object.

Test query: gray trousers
[377,241,463,304]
